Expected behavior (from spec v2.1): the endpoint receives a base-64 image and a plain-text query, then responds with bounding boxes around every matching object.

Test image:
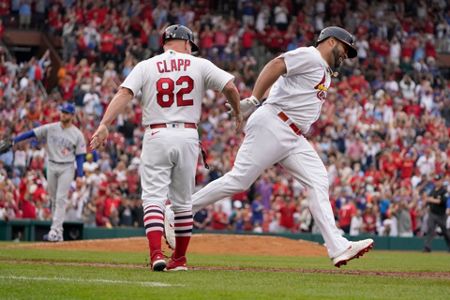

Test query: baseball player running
[165,26,374,267]
[0,103,86,242]
[90,24,242,271]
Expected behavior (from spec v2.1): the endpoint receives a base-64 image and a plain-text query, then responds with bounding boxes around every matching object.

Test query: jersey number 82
[156,76,194,108]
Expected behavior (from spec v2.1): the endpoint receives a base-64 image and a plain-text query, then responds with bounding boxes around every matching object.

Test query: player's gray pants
[47,161,74,235]
[192,104,351,258]
[424,212,450,250]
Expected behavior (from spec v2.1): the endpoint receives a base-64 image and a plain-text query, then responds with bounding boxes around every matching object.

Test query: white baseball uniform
[120,49,234,213]
[191,46,352,258]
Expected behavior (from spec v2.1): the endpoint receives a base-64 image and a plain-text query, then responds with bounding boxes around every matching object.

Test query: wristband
[248,95,260,106]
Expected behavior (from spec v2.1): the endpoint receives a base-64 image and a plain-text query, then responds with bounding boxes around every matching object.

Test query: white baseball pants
[192,104,350,258]
[141,126,199,213]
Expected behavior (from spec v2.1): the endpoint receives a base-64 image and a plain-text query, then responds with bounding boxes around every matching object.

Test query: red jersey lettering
[156,59,191,73]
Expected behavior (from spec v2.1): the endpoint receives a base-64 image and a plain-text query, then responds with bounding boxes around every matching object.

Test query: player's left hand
[0,137,13,154]
[90,124,109,150]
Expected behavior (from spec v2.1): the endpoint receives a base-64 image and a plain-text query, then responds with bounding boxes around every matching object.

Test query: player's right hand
[225,95,260,118]
[90,124,109,150]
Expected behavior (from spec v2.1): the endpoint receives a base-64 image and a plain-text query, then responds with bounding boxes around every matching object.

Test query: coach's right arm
[91,60,146,149]
[90,87,133,149]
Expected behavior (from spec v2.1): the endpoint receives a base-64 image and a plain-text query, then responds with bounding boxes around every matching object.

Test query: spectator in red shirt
[272,176,290,196]
[32,180,47,203]
[95,3,108,26]
[400,149,417,179]
[21,198,36,219]
[401,37,415,60]
[364,163,383,185]
[21,184,37,219]
[213,25,228,57]
[404,98,422,118]
[277,195,297,232]
[362,204,377,234]
[348,69,369,92]
[141,3,153,24]
[100,29,115,62]
[409,197,421,236]
[59,74,75,101]
[338,199,356,234]
[380,150,397,179]
[211,205,228,230]
[0,0,10,20]
[265,27,284,53]
[241,24,255,56]
[48,4,63,35]
[126,167,139,196]
[95,195,109,227]
[425,40,436,59]
[200,25,214,57]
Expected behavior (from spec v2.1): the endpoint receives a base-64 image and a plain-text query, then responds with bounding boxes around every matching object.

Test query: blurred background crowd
[0,0,449,238]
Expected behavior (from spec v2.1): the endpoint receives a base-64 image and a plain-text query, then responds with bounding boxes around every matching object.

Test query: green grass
[0,242,449,300]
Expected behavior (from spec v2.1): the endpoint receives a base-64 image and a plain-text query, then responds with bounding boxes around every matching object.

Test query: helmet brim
[190,42,199,52]
[341,40,357,59]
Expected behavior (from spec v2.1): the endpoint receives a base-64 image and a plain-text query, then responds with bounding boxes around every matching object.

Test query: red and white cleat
[151,251,166,272]
[332,239,374,268]
[166,256,188,271]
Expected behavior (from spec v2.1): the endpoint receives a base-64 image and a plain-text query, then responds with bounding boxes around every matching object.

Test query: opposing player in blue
[11,103,86,241]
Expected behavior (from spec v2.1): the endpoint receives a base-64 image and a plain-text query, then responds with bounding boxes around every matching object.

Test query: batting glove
[225,95,260,117]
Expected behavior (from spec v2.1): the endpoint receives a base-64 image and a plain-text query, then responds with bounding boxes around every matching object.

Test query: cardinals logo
[314,73,328,101]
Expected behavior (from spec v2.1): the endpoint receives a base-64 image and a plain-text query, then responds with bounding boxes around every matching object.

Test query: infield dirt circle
[28,234,327,257]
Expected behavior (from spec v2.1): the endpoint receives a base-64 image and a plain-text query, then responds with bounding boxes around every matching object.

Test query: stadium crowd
[0,0,449,238]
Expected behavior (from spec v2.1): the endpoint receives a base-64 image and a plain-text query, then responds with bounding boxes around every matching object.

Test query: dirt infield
[24,234,328,257]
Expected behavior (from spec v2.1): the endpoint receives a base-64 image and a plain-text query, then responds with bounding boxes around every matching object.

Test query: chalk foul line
[0,275,181,287]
